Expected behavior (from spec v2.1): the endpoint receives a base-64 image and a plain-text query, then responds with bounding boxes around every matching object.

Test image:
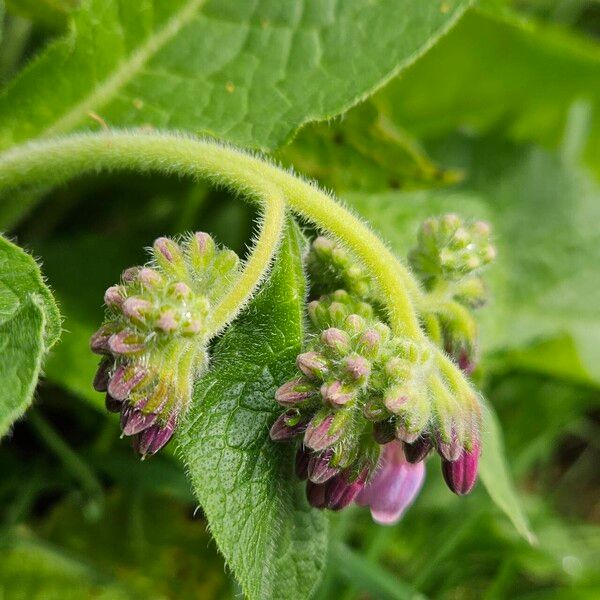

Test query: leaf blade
[178,221,329,600]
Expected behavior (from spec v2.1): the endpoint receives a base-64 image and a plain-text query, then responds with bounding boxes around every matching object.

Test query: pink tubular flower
[356,441,425,525]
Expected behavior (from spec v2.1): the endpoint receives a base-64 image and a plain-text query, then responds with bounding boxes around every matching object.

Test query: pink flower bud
[275,379,313,407]
[170,281,191,299]
[326,469,368,511]
[121,266,140,283]
[436,429,462,462]
[296,352,328,380]
[90,326,112,354]
[384,388,408,413]
[138,267,163,288]
[321,328,350,353]
[104,285,125,308]
[122,297,152,322]
[133,414,177,457]
[343,356,370,381]
[120,402,158,436]
[93,359,111,392]
[108,330,146,355]
[320,381,352,406]
[441,443,480,495]
[395,424,420,444]
[156,309,178,332]
[108,365,147,401]
[306,481,328,509]
[304,414,341,451]
[153,237,180,263]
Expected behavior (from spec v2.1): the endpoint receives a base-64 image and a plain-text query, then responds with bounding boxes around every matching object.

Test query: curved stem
[210,191,286,335]
[0,131,424,339]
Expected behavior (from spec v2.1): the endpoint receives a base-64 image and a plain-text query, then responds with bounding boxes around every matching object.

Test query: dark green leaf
[179,221,329,600]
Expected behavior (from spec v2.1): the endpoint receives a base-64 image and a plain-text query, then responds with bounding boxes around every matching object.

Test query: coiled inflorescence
[90,232,239,457]
[271,218,496,518]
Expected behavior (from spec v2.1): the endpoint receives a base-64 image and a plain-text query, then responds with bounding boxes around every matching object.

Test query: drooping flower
[356,441,425,524]
[91,232,239,457]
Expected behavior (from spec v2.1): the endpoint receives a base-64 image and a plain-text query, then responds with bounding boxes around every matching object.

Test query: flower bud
[134,418,177,457]
[105,393,123,413]
[403,436,433,463]
[296,352,329,380]
[343,355,370,381]
[122,297,153,323]
[275,378,313,406]
[104,285,125,308]
[120,402,158,436]
[441,443,480,495]
[153,236,183,266]
[137,267,163,289]
[436,428,462,462]
[320,381,353,406]
[107,364,147,401]
[306,481,328,509]
[304,413,340,451]
[269,409,307,441]
[187,232,216,271]
[156,309,179,333]
[90,326,112,354]
[121,266,141,283]
[321,328,350,353]
[308,449,340,484]
[326,469,368,511]
[373,420,396,444]
[93,359,111,392]
[108,330,146,355]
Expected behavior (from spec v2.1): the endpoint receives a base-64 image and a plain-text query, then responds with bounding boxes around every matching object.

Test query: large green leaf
[373,8,600,176]
[0,0,473,152]
[179,221,329,600]
[0,235,60,437]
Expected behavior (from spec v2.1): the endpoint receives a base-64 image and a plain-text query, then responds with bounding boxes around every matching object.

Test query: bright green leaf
[0,0,473,153]
[179,221,329,600]
[479,400,536,545]
[0,235,61,437]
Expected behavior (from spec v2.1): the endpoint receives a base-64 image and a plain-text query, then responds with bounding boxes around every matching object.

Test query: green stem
[0,131,423,339]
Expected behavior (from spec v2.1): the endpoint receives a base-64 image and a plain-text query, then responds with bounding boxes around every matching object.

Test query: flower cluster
[90,232,239,457]
[409,214,497,374]
[271,218,496,522]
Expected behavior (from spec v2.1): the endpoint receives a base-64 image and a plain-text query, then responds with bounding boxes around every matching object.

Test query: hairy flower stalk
[271,223,496,518]
[91,232,239,457]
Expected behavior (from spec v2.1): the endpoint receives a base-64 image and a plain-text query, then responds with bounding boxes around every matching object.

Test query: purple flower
[441,442,480,496]
[356,441,425,525]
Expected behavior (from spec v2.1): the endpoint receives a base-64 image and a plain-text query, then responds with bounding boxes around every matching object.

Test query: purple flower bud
[321,328,350,353]
[275,379,313,407]
[156,309,178,333]
[384,388,408,413]
[105,393,123,413]
[192,232,214,255]
[120,402,158,436]
[308,449,340,484]
[269,410,307,441]
[441,442,480,496]
[108,330,146,355]
[436,429,462,462]
[304,413,341,451]
[403,436,433,463]
[138,267,163,288]
[326,469,368,511]
[104,285,125,308]
[133,415,177,457]
[295,447,311,480]
[306,481,328,509]
[320,381,352,406]
[107,365,147,401]
[373,420,396,445]
[170,281,191,299]
[358,329,381,356]
[90,326,112,354]
[356,441,425,524]
[296,352,328,380]
[344,314,365,332]
[458,349,475,375]
[343,356,370,381]
[93,359,111,392]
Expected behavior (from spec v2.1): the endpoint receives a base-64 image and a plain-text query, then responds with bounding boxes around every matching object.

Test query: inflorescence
[270,215,496,522]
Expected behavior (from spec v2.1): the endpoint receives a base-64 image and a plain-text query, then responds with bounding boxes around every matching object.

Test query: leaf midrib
[41,0,206,138]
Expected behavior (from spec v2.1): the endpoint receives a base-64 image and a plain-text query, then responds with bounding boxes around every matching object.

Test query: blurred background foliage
[1,0,599,598]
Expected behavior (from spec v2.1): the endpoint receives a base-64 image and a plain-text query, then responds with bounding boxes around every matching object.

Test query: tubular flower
[90,232,239,457]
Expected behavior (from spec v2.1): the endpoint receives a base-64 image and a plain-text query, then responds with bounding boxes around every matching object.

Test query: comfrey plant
[0,130,504,598]
[271,220,495,521]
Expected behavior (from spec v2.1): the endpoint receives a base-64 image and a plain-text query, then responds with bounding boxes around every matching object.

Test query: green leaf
[0,235,61,436]
[479,400,536,545]
[178,221,329,600]
[0,0,473,153]
[371,8,600,177]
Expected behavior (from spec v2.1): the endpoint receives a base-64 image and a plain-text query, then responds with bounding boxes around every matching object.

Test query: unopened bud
[134,414,177,457]
[308,449,340,484]
[122,297,153,323]
[304,413,340,451]
[321,328,350,353]
[343,355,370,381]
[296,352,329,380]
[373,420,396,444]
[269,409,307,441]
[275,378,313,406]
[108,330,146,355]
[403,436,433,463]
[441,443,480,495]
[107,364,148,401]
[93,359,111,392]
[320,381,353,406]
[138,267,163,288]
[104,285,125,308]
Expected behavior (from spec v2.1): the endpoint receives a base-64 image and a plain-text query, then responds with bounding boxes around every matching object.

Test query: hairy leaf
[0,0,473,152]
[0,235,60,437]
[179,222,329,600]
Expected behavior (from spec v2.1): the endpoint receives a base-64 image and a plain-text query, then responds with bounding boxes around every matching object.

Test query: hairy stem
[0,131,423,338]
